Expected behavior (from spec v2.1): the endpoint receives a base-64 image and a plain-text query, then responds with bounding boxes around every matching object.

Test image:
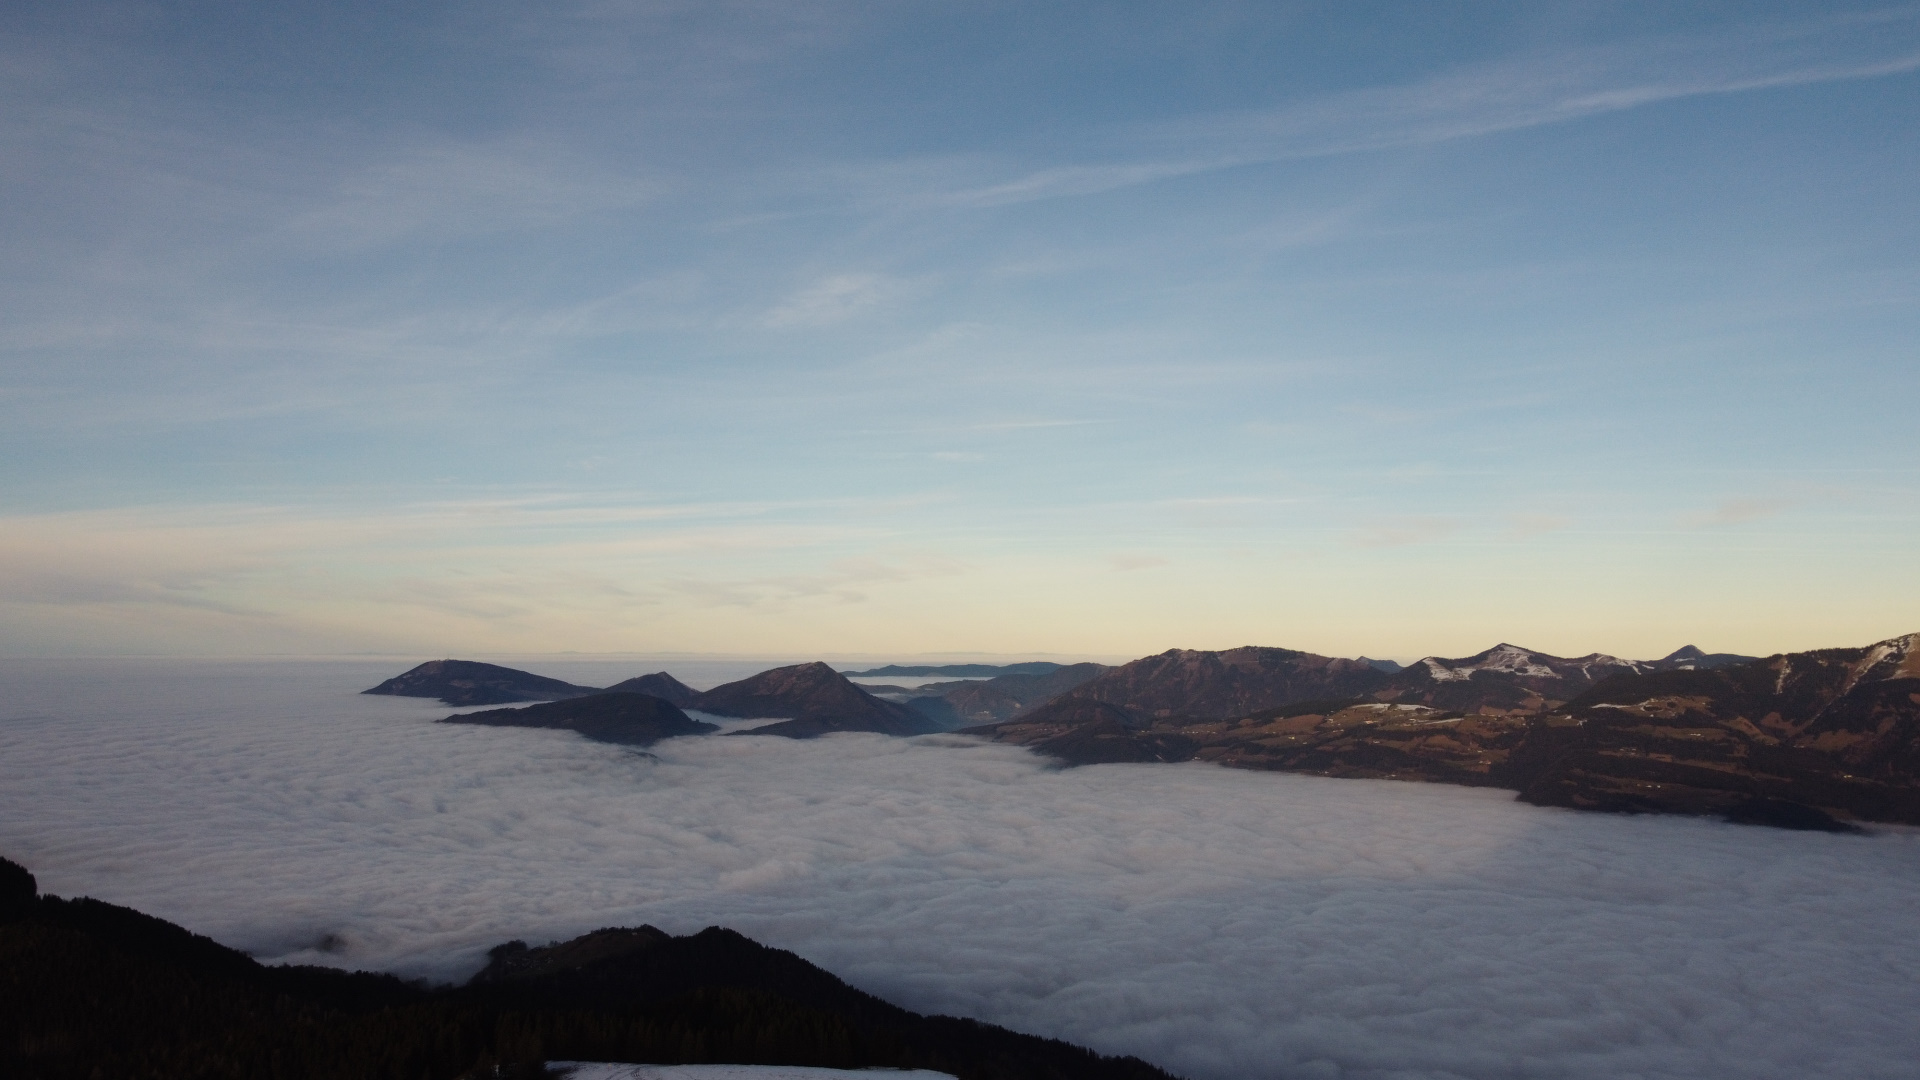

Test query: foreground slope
[0,855,1178,1080]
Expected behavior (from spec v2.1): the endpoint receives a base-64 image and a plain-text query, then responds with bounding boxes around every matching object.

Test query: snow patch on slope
[1420,644,1560,681]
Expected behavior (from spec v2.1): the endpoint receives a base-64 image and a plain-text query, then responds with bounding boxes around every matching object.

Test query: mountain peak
[360,660,599,706]
[694,661,926,737]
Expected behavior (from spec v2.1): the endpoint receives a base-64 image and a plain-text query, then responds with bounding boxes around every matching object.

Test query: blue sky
[3,1,1916,659]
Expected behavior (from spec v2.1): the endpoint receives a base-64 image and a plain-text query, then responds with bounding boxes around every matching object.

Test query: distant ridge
[1055,646,1389,720]
[1649,645,1761,670]
[913,663,1111,725]
[842,662,1067,677]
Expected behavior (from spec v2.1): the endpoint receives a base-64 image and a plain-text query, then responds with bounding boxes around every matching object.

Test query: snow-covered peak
[1419,644,1561,681]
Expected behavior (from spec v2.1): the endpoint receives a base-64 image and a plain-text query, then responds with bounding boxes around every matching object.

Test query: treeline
[0,856,1178,1080]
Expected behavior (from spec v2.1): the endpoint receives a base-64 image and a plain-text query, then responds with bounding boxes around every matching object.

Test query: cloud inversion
[1,659,1915,1080]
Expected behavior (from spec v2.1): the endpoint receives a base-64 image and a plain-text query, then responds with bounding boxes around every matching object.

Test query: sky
[3,1,1917,661]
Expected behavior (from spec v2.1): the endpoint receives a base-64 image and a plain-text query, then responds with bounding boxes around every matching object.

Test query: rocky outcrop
[361,660,598,706]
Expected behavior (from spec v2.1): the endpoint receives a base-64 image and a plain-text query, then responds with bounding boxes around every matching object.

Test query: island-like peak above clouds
[602,671,699,708]
[694,662,930,738]
[440,693,717,747]
[361,659,600,706]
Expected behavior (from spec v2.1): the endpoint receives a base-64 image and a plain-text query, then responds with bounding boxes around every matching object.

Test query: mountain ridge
[971,632,1920,829]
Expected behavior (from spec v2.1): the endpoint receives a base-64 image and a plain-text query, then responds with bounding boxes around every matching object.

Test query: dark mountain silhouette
[0,854,1178,1080]
[602,672,699,708]
[1356,657,1404,673]
[973,634,1920,830]
[363,660,599,707]
[460,928,1175,1079]
[697,662,929,737]
[442,693,717,746]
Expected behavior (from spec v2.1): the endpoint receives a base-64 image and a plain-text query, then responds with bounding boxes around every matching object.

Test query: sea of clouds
[2,657,1918,1080]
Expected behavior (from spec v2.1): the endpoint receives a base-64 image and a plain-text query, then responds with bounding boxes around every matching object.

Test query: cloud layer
[3,658,1917,1080]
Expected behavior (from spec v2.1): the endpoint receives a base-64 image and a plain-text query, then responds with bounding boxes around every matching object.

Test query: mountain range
[364,634,1920,829]
[392,662,938,741]
[972,635,1918,830]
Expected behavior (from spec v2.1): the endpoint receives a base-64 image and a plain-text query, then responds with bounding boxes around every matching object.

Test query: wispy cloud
[933,159,1235,209]
[276,139,658,251]
[927,10,1920,208]
[762,272,903,327]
